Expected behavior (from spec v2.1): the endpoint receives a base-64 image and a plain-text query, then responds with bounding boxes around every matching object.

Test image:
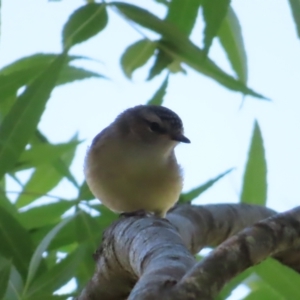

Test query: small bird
[84,105,190,217]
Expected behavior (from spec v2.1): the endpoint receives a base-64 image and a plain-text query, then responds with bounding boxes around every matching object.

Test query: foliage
[0,0,299,299]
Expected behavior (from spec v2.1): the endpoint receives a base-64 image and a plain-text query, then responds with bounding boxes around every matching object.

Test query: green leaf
[0,207,34,278]
[253,258,300,299]
[202,0,231,54]
[243,285,282,300]
[16,141,80,171]
[89,204,118,228]
[154,0,170,5]
[0,53,66,180]
[166,0,201,36]
[216,268,253,300]
[218,6,247,83]
[62,3,108,49]
[0,54,72,106]
[179,168,234,203]
[120,39,157,78]
[113,2,267,98]
[16,137,78,208]
[0,54,104,114]
[288,0,300,39]
[0,192,19,219]
[27,295,76,300]
[25,246,85,298]
[31,223,76,252]
[19,200,76,230]
[147,75,169,106]
[147,49,173,80]
[24,215,76,293]
[30,209,104,253]
[15,167,58,208]
[52,154,79,189]
[0,260,11,299]
[241,121,267,205]
[57,65,107,85]
[32,131,80,189]
[0,54,81,76]
[3,265,23,300]
[75,210,100,248]
[78,181,94,201]
[0,72,28,104]
[31,213,106,269]
[0,95,16,125]
[75,243,96,291]
[113,2,186,39]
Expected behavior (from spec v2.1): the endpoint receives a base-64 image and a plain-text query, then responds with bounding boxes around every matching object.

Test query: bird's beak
[171,134,191,143]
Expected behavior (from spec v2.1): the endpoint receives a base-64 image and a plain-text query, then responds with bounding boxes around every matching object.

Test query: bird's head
[115,105,190,152]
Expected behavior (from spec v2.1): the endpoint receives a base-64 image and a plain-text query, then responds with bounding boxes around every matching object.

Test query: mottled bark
[77,203,300,300]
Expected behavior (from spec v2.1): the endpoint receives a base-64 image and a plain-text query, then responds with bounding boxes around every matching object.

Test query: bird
[84,105,190,217]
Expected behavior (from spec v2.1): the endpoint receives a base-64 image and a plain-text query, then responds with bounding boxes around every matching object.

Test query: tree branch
[169,205,300,299]
[78,203,277,299]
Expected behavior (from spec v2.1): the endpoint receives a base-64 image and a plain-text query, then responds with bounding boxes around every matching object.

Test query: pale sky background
[1,0,300,298]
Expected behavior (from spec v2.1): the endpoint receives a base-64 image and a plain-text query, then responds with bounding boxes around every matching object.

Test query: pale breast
[84,143,182,216]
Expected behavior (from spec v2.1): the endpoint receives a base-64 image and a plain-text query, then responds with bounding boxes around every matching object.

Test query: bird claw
[119,209,151,218]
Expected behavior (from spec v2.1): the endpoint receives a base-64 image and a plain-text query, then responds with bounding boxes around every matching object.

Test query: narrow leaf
[75,210,100,248]
[179,168,233,203]
[240,121,267,205]
[113,2,267,98]
[16,137,78,208]
[0,54,104,108]
[15,167,58,208]
[24,215,76,292]
[147,49,173,80]
[25,246,85,298]
[113,2,189,41]
[254,258,300,299]
[166,0,201,36]
[0,207,33,278]
[120,39,157,78]
[0,72,27,103]
[218,6,247,83]
[31,221,77,252]
[243,276,283,300]
[147,75,169,106]
[155,0,170,5]
[16,141,80,171]
[0,53,66,180]
[75,243,96,291]
[244,287,282,300]
[0,193,18,219]
[0,54,103,92]
[89,204,118,228]
[32,131,80,189]
[57,65,107,85]
[19,200,76,230]
[52,155,79,188]
[63,3,108,49]
[202,0,231,54]
[216,269,253,300]
[288,0,300,39]
[164,35,265,97]
[28,295,75,300]
[3,266,23,300]
[0,54,82,75]
[0,260,11,299]
[78,181,94,201]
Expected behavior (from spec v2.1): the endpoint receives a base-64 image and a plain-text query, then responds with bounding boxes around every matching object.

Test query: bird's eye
[149,122,164,133]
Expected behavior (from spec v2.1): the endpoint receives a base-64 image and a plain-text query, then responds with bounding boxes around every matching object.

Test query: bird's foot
[119,209,151,218]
